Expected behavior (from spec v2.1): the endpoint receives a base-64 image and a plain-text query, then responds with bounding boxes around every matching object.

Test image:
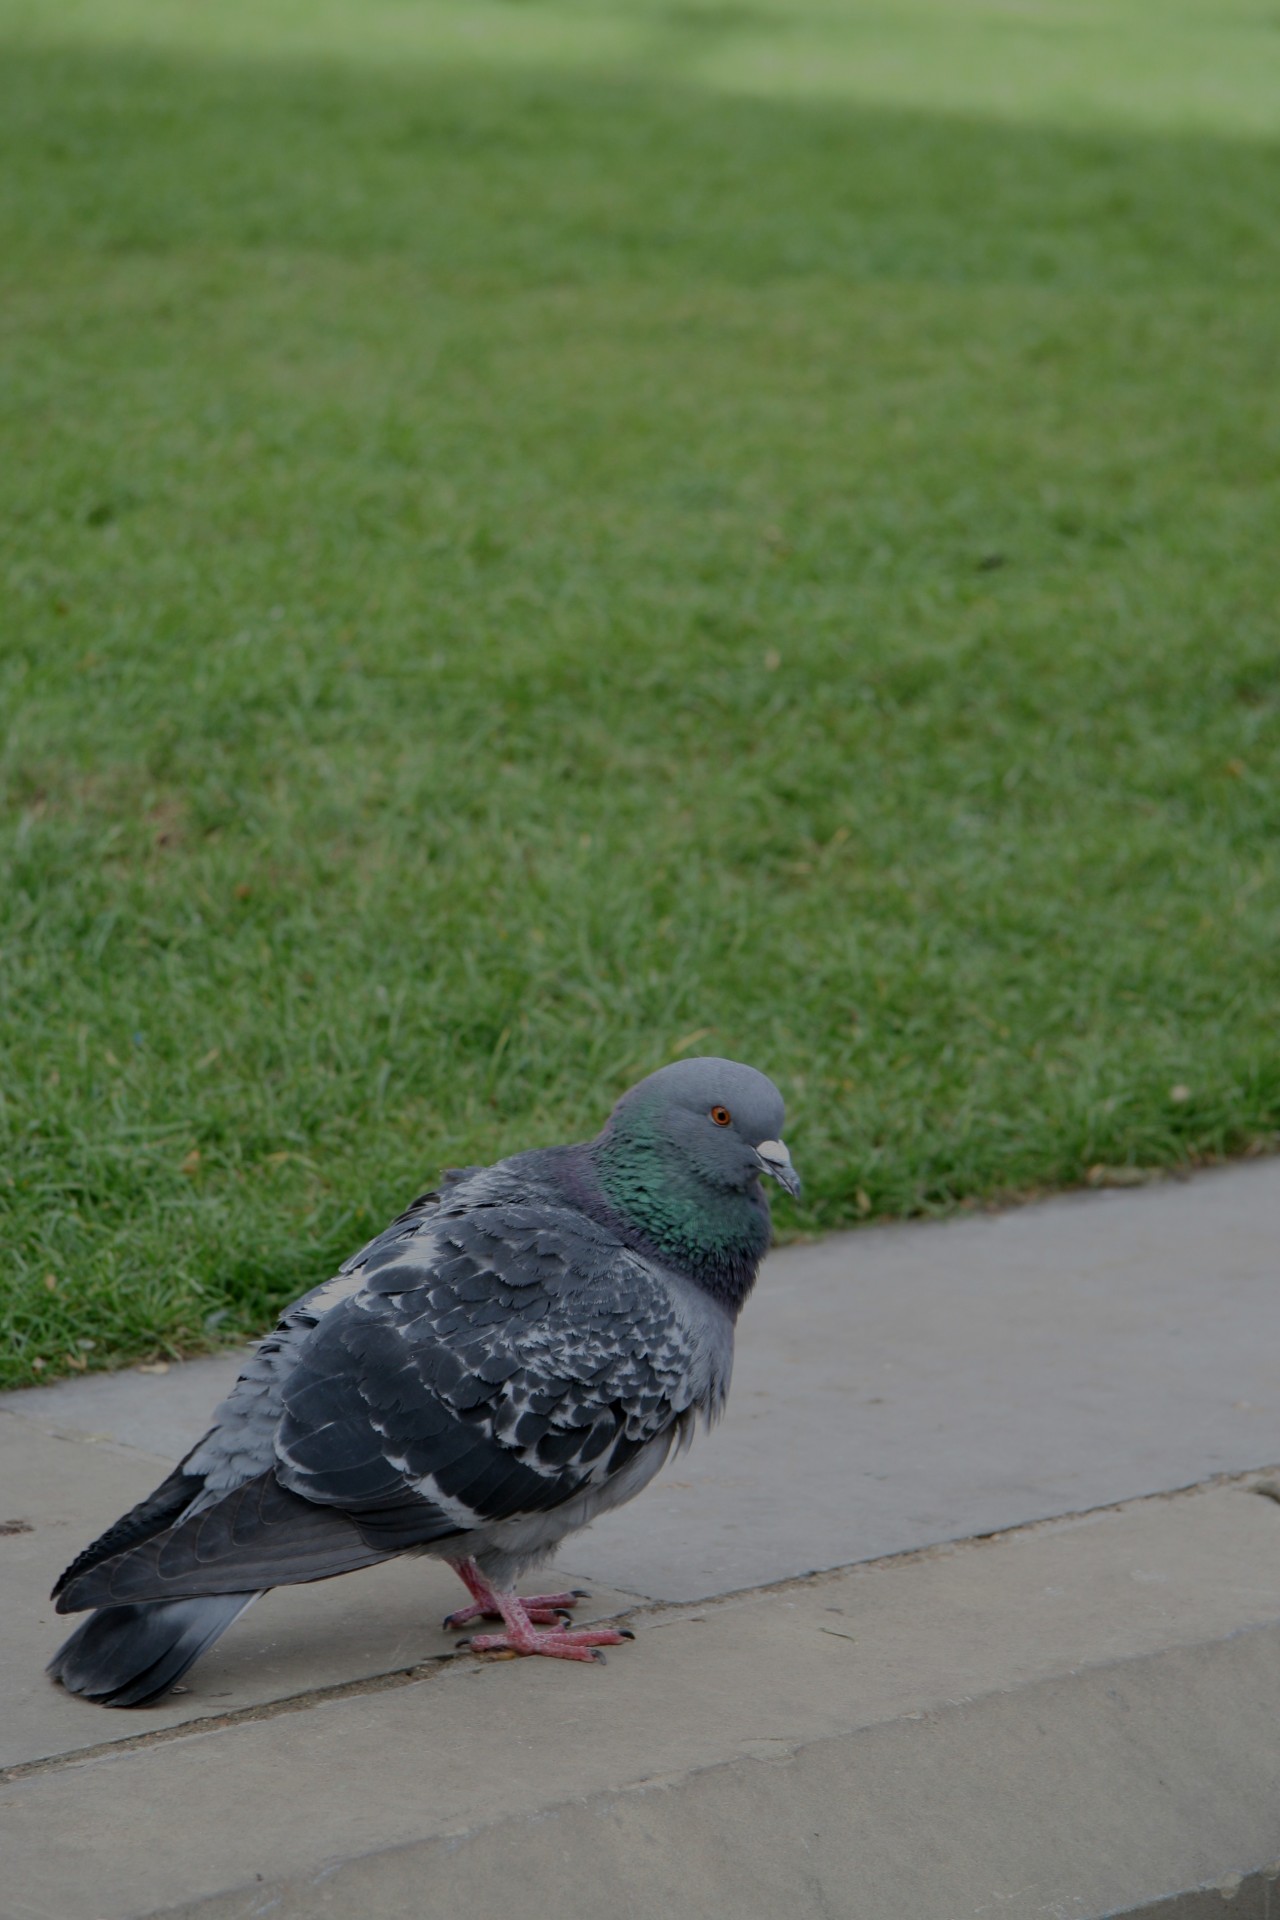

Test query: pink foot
[443,1563,633,1665]
[444,1589,589,1630]
[464,1621,634,1665]
[443,1558,593,1631]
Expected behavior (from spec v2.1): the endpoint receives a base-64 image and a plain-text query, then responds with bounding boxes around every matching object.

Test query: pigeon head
[587,1057,800,1309]
[608,1057,800,1199]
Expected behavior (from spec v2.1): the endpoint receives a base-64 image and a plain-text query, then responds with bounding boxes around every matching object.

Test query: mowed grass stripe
[1,10,1278,1383]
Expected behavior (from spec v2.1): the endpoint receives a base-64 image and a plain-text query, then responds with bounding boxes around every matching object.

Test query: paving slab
[173,1627,1279,1920]
[4,1483,1280,1920]
[7,1159,1280,1602]
[164,1630,1280,1920]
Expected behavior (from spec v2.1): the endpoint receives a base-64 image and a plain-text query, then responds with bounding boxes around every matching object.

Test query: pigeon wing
[53,1470,395,1609]
[56,1183,719,1609]
[272,1203,709,1551]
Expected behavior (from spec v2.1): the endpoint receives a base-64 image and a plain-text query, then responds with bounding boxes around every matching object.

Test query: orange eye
[710,1105,732,1127]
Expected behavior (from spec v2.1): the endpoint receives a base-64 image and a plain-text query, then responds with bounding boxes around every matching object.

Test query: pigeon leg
[459,1587,633,1664]
[443,1557,590,1630]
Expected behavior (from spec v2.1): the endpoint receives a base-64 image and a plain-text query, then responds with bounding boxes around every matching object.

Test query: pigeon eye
[710,1105,732,1127]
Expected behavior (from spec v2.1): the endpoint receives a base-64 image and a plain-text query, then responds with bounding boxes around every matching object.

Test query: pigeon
[48,1056,799,1707]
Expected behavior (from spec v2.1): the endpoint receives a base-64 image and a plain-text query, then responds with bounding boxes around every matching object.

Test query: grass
[2,0,1279,1387]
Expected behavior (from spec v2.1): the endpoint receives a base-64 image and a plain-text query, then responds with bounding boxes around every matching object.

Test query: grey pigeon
[49,1057,799,1706]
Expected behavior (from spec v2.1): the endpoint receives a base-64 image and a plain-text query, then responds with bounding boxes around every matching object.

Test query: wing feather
[271,1205,712,1540]
[55,1473,398,1610]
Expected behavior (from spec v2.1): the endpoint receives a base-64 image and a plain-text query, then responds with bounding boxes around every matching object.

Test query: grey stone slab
[6,1160,1280,1606]
[4,1483,1280,1920]
[163,1634,1280,1920]
[171,1630,1280,1920]
[583,1159,1280,1596]
[1127,1884,1280,1920]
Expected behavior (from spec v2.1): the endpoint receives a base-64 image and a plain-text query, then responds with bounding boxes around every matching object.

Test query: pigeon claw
[465,1624,630,1665]
[443,1564,629,1661]
[443,1589,590,1632]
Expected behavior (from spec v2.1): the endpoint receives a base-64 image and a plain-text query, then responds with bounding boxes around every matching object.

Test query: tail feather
[48,1593,261,1709]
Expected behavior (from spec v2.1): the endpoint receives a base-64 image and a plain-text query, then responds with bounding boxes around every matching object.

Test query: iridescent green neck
[588,1103,769,1310]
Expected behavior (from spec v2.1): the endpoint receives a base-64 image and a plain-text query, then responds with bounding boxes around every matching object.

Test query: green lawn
[2,0,1279,1387]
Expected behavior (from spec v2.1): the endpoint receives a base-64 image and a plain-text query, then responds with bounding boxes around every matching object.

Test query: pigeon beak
[755,1138,801,1198]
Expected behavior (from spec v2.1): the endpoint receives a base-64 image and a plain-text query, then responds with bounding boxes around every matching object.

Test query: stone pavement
[3,1162,1279,1918]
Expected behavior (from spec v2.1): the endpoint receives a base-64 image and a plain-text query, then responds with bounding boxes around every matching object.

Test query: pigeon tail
[47,1593,260,1708]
